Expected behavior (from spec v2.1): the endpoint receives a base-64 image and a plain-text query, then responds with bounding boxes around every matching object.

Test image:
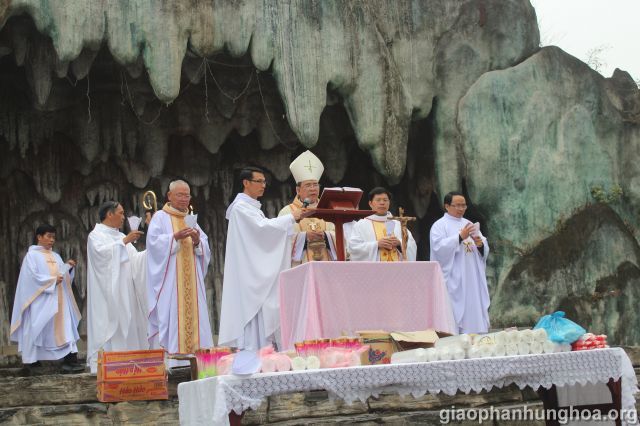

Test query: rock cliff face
[456,47,640,338]
[0,0,638,345]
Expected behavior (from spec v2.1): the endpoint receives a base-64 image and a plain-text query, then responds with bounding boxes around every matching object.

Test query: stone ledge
[0,369,191,407]
[367,385,524,412]
[267,391,368,422]
[0,401,179,425]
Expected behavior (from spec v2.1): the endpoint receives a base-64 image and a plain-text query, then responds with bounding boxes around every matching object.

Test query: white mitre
[289,150,324,183]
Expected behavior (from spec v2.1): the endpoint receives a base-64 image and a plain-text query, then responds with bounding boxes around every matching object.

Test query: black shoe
[63,352,79,363]
[24,361,44,376]
[61,362,86,374]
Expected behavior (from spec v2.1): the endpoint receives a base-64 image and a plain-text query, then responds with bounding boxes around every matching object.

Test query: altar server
[87,201,148,373]
[219,167,307,350]
[430,191,490,334]
[278,150,337,266]
[348,187,417,261]
[10,224,83,372]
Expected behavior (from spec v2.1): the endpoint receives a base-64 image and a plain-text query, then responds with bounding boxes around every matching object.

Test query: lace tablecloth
[178,348,638,425]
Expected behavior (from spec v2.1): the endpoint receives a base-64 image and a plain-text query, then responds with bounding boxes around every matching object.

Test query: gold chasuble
[289,197,333,262]
[162,203,200,353]
[371,221,400,262]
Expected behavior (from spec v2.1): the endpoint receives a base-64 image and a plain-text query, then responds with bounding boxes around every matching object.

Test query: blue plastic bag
[533,311,586,344]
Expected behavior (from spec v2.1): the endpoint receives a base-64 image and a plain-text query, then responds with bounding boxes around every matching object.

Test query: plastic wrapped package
[534,311,586,344]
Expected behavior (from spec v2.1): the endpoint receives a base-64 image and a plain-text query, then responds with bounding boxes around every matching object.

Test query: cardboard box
[97,349,168,402]
[356,330,394,365]
[390,329,453,352]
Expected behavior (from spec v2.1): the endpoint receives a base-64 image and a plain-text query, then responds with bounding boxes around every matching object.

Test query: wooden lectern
[310,188,371,261]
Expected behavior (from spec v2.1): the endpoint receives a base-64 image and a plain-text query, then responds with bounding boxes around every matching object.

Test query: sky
[530,0,640,81]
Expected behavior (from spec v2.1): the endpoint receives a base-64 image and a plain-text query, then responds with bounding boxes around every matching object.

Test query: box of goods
[356,330,394,365]
[97,349,168,402]
[390,329,453,352]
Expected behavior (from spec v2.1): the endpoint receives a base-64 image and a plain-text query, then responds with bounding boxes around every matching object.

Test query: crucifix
[391,207,416,261]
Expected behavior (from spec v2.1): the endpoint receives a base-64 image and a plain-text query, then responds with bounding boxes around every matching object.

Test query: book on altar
[317,187,363,210]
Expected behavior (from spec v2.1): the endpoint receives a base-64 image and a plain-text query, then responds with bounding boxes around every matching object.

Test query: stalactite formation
[1,0,640,345]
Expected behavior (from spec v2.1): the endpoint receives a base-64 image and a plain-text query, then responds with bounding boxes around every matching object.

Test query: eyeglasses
[301,183,320,189]
[174,194,192,199]
[449,204,467,209]
[250,179,267,185]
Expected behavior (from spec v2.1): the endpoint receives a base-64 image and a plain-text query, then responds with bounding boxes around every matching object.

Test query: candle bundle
[291,338,368,370]
[542,341,572,353]
[468,328,549,358]
[319,345,370,368]
[195,347,233,379]
[390,326,600,364]
[258,346,292,373]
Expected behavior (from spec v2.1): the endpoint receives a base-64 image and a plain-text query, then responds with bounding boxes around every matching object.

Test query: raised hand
[459,223,475,240]
[123,230,145,244]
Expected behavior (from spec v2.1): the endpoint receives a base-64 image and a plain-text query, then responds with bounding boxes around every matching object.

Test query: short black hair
[368,187,392,202]
[99,201,120,222]
[443,191,465,206]
[239,167,265,185]
[34,224,56,243]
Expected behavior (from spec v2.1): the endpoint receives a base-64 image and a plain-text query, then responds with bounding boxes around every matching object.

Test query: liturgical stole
[371,221,400,262]
[163,204,200,353]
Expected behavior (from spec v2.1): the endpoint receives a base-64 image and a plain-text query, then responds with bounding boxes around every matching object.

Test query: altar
[178,348,638,425]
[278,261,457,350]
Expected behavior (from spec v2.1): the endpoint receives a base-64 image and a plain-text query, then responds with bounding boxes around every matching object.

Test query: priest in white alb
[147,180,213,356]
[219,167,307,351]
[86,201,149,373]
[348,187,417,261]
[278,150,337,266]
[430,191,490,334]
[10,224,83,372]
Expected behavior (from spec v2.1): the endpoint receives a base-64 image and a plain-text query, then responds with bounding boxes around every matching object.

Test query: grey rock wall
[1,0,639,346]
[454,47,640,338]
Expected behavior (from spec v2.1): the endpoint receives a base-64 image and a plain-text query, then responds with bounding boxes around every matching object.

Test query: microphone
[302,198,311,208]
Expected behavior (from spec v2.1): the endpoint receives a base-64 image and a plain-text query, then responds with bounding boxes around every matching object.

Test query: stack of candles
[291,337,367,370]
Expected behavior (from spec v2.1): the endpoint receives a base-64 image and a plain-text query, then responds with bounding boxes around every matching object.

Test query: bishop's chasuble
[278,197,337,266]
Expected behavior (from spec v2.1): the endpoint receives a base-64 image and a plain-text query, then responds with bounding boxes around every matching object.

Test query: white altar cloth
[178,348,637,426]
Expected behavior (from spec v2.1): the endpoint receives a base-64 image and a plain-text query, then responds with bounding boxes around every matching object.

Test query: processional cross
[390,207,416,261]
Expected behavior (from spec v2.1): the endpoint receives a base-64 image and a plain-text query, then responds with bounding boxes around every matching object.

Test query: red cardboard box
[97,349,168,402]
